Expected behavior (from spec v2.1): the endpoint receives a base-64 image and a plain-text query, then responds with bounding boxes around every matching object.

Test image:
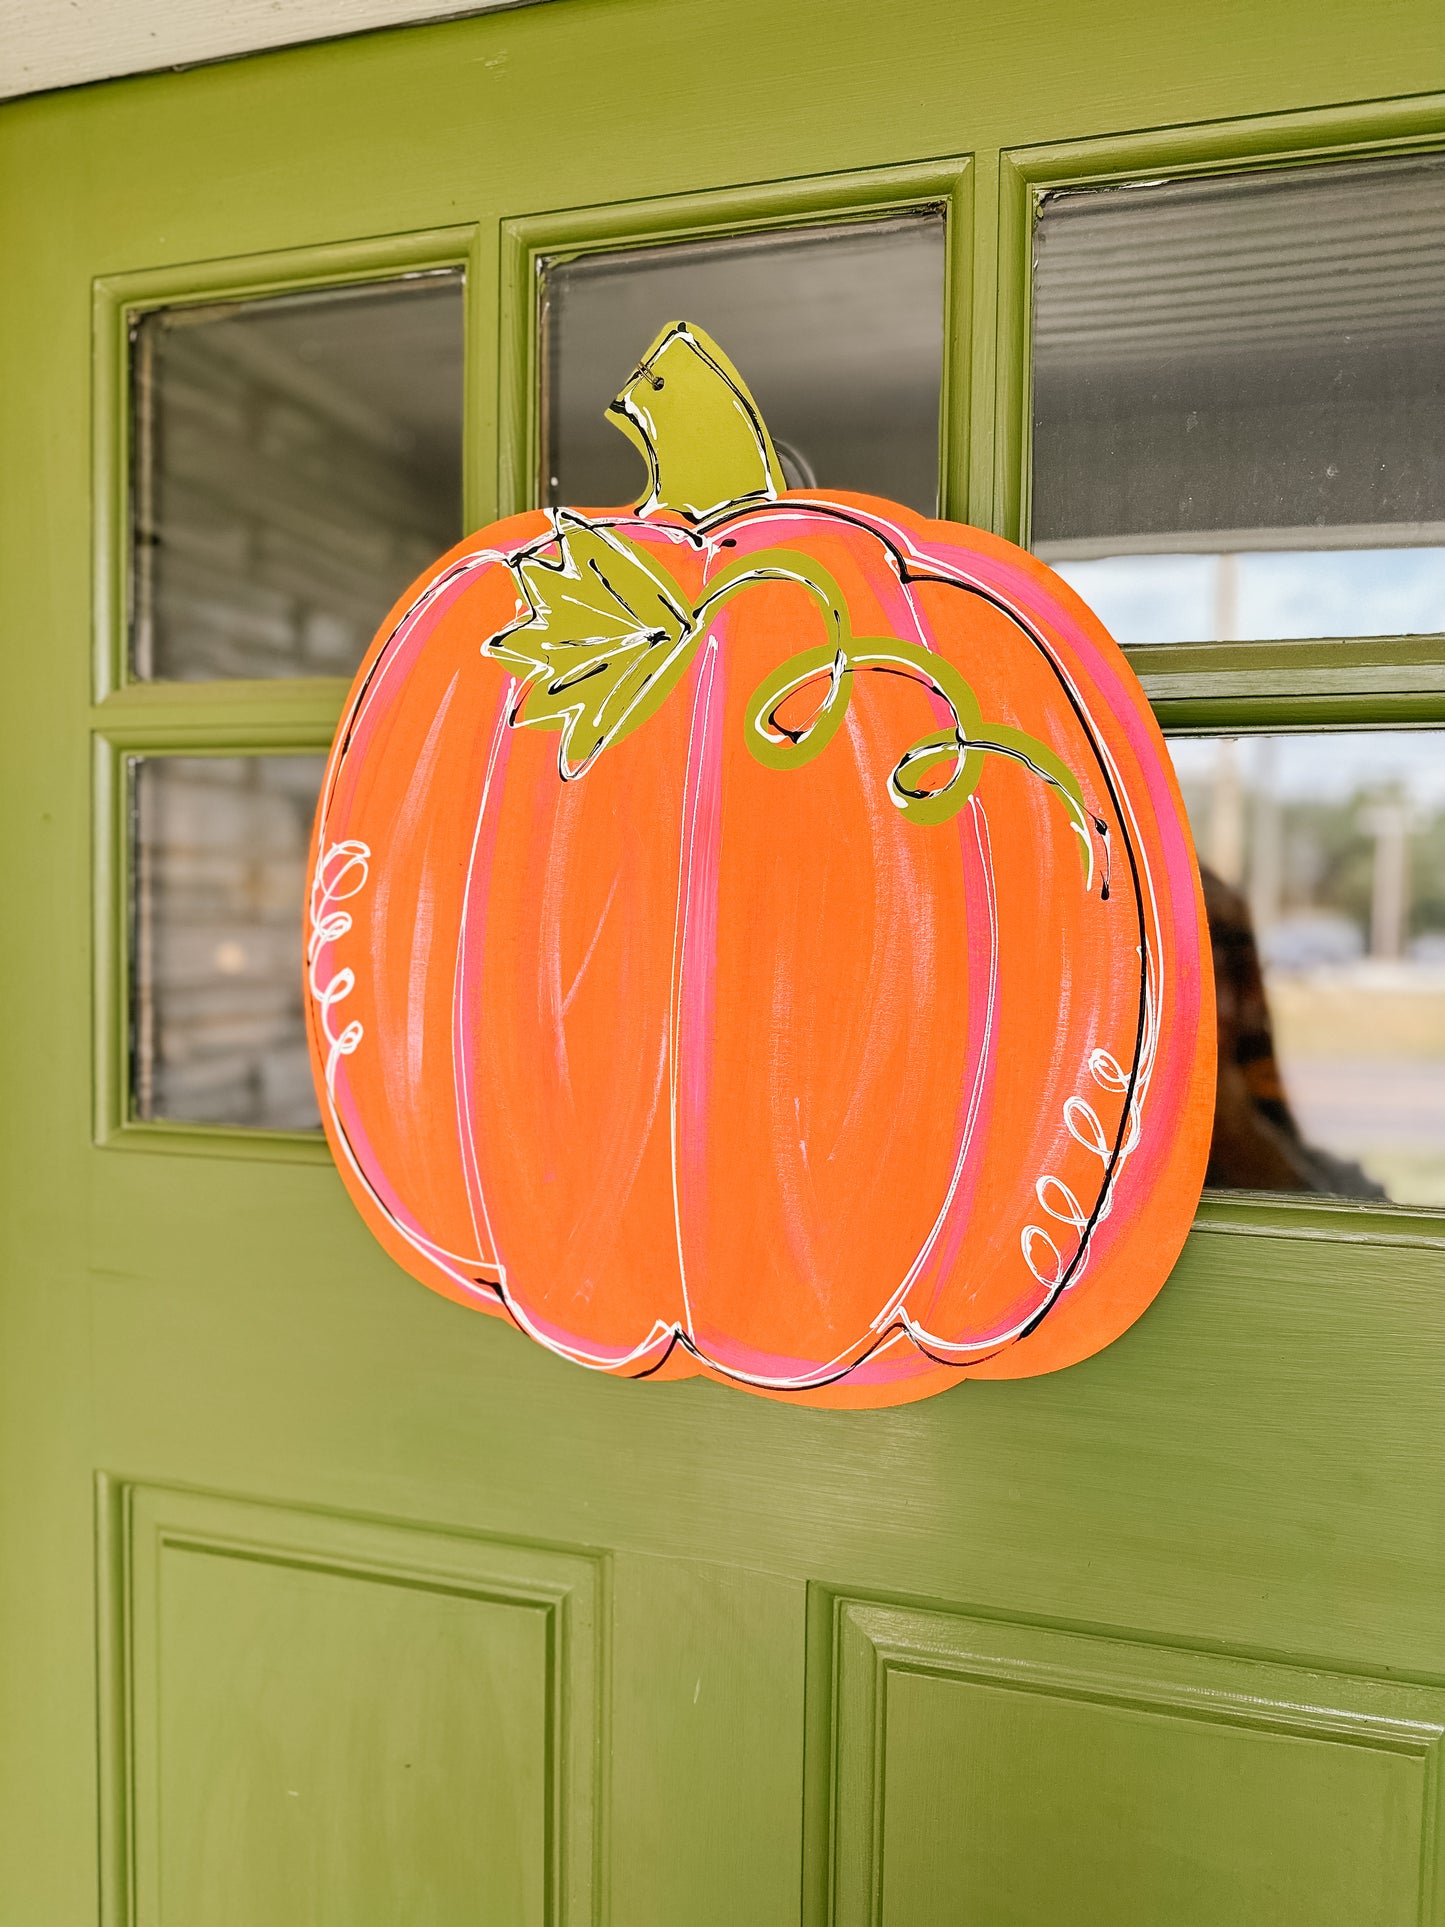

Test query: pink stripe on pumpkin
[896,795,1001,1329]
[672,637,726,1307]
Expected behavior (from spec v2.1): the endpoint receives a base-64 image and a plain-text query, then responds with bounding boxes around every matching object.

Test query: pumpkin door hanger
[304,322,1214,1408]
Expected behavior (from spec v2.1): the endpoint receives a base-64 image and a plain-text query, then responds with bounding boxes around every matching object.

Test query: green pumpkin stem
[608,321,786,522]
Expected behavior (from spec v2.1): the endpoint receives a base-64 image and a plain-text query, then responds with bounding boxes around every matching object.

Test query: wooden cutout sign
[305,323,1214,1407]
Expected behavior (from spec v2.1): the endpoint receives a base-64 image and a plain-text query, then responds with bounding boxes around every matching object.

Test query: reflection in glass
[1169,731,1445,1206]
[132,274,464,681]
[132,755,326,1129]
[1032,157,1445,643]
[542,214,946,516]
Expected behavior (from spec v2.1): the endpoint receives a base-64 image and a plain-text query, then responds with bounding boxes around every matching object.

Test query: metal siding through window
[132,754,329,1131]
[1031,156,1445,644]
[130,272,464,682]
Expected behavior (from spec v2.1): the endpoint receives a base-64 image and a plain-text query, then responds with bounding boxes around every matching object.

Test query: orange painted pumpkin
[305,323,1213,1407]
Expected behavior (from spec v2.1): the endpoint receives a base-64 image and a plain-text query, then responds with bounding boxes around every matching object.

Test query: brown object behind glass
[1202,866,1384,1197]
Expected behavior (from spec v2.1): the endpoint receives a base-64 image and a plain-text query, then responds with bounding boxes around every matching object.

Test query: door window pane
[1032,158,1445,643]
[542,214,946,515]
[1169,730,1445,1207]
[132,754,326,1130]
[132,274,464,681]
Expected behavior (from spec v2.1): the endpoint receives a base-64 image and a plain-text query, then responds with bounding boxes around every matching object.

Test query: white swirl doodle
[1020,964,1160,1292]
[307,839,371,1097]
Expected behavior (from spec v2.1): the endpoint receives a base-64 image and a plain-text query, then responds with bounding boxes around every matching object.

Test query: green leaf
[488,514,697,778]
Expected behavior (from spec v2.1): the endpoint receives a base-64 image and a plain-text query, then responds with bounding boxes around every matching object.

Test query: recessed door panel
[825,1600,1444,1927]
[109,1485,601,1927]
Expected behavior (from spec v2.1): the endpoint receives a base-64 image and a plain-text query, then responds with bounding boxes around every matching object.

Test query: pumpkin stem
[608,321,786,523]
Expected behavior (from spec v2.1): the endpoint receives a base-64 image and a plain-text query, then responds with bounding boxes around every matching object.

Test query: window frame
[1000,97,1445,1246]
[88,99,1445,1248]
[999,100,1445,728]
[91,225,481,1160]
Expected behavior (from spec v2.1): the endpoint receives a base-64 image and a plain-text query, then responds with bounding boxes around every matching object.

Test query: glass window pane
[542,214,946,516]
[1169,729,1445,1208]
[132,754,325,1129]
[1032,158,1445,643]
[132,274,464,681]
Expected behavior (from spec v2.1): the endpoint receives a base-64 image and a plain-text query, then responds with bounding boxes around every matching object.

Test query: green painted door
[2,4,1444,1922]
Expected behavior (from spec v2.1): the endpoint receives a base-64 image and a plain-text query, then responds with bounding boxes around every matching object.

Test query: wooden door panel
[104,1484,603,1925]
[825,1599,1443,1927]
